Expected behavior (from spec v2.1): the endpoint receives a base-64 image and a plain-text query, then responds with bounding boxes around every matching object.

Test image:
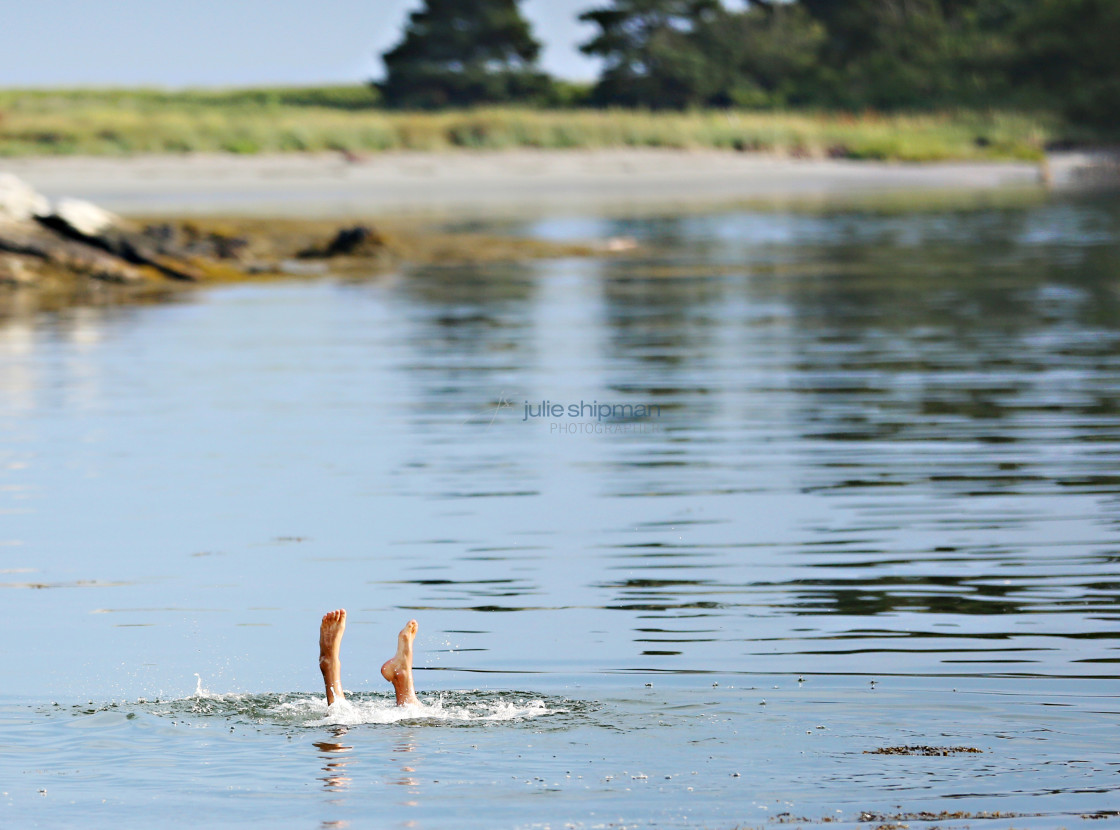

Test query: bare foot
[380,619,420,706]
[319,609,346,705]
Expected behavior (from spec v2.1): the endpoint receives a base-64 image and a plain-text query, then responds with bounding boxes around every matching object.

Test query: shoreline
[3,148,1114,316]
[0,148,1069,220]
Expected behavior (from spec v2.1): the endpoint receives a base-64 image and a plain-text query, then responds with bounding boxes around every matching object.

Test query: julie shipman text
[523,400,662,421]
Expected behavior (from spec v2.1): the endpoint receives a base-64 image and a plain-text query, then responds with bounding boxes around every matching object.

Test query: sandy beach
[2,149,1053,219]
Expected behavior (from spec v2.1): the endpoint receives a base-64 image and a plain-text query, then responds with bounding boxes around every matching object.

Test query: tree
[1012,0,1120,126]
[378,0,553,109]
[693,2,826,108]
[796,0,1030,109]
[576,0,1118,124]
[578,0,724,108]
[796,0,957,107]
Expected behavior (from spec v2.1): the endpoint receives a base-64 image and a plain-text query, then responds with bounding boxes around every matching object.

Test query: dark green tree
[693,2,826,107]
[1012,0,1120,126]
[577,0,1118,124]
[797,0,956,107]
[378,0,553,108]
[578,0,724,108]
[796,0,1031,109]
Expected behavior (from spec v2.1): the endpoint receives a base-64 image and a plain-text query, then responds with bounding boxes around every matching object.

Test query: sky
[0,0,603,87]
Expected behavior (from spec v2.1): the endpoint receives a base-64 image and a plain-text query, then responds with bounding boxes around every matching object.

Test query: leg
[380,619,420,705]
[319,609,346,705]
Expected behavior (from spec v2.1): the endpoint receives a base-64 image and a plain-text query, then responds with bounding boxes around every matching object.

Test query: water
[2,193,1119,828]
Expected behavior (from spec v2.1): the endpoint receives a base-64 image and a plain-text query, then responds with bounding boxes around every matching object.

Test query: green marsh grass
[0,87,1072,162]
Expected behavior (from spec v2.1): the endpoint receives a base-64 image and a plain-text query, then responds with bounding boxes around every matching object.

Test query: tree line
[376,0,1117,126]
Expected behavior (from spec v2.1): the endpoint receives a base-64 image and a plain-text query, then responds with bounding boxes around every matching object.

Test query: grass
[0,86,1086,162]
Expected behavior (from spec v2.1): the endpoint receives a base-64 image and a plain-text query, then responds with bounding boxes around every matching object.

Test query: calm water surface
[2,194,1119,829]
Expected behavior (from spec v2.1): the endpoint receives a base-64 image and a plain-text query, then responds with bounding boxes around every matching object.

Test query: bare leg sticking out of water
[381,619,420,705]
[319,609,347,705]
[319,610,420,706]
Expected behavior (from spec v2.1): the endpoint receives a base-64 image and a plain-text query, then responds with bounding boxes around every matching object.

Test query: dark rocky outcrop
[0,218,143,283]
[35,198,204,281]
[0,175,257,289]
[140,222,250,261]
[1,173,601,312]
[298,224,387,259]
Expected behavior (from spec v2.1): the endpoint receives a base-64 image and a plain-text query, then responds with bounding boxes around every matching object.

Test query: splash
[276,692,551,727]
[190,673,243,703]
[179,680,556,727]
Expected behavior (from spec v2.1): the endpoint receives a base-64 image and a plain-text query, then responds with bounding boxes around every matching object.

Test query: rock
[37,199,133,251]
[0,178,260,288]
[0,174,50,223]
[37,201,202,281]
[51,198,117,237]
[0,253,39,285]
[0,221,143,283]
[141,222,249,261]
[299,224,386,258]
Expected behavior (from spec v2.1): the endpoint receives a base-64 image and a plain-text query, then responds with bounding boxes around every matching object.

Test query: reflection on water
[315,727,353,792]
[390,736,421,808]
[1,193,1120,827]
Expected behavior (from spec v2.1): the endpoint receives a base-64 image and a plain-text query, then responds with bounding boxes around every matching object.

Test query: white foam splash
[274,693,550,727]
[185,676,552,726]
[192,673,242,702]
